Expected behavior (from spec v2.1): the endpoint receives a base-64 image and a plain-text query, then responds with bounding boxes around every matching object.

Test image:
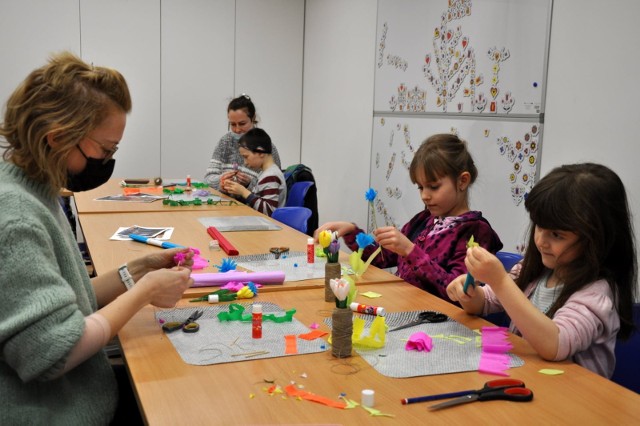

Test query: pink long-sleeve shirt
[482,270,619,378]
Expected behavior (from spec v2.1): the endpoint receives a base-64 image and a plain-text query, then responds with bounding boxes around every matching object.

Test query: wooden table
[78,210,403,294]
[119,282,640,425]
[72,178,240,213]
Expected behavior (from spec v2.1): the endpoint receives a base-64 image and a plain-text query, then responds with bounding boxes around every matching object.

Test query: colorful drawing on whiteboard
[389,84,427,112]
[496,124,540,205]
[378,22,388,68]
[375,198,399,228]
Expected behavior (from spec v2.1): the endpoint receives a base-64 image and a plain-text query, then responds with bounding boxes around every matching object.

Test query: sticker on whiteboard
[511,185,526,206]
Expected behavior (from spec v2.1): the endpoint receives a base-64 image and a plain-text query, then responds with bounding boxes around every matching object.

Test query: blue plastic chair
[272,207,312,234]
[286,181,315,207]
[611,303,640,393]
[496,251,523,272]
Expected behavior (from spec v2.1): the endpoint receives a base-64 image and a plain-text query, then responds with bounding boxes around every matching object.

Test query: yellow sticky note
[539,368,564,376]
[362,291,382,298]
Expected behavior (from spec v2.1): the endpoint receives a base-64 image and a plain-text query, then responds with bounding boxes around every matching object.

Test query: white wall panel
[160,0,235,180]
[0,0,79,115]
[302,0,377,227]
[80,0,161,178]
[235,0,304,169]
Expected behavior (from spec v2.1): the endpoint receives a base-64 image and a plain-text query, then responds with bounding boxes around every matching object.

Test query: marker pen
[129,233,185,249]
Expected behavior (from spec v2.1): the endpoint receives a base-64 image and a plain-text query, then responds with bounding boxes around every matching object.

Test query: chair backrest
[272,207,313,234]
[282,164,318,236]
[287,181,314,207]
[611,303,640,393]
[496,251,523,272]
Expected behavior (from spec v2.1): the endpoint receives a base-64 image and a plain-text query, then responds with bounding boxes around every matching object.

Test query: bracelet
[118,264,136,290]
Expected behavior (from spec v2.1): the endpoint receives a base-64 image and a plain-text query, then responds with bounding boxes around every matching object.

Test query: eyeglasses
[86,136,119,164]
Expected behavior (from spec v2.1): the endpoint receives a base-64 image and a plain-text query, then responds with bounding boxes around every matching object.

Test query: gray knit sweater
[0,162,117,425]
[203,131,282,190]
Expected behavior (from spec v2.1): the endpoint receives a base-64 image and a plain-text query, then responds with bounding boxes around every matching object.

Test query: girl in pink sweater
[447,163,637,377]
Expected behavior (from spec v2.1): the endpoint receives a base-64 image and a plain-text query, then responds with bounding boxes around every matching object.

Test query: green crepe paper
[217,303,296,323]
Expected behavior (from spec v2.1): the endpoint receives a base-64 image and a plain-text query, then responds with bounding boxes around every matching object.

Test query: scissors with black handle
[428,379,533,410]
[388,310,448,332]
[162,310,203,333]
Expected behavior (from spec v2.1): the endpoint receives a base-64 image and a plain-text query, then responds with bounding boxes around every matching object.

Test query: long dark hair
[518,163,637,339]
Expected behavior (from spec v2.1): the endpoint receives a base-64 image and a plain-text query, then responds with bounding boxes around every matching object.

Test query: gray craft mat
[155,302,327,365]
[325,310,524,378]
[235,251,347,282]
[198,215,281,231]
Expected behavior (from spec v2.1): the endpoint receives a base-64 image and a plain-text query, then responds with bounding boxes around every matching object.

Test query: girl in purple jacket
[316,133,503,300]
[447,163,637,377]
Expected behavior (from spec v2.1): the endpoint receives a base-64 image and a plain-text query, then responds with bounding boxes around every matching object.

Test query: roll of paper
[191,271,285,287]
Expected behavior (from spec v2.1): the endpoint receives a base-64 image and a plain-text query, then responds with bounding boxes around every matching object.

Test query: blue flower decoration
[356,232,375,249]
[216,258,237,272]
[365,188,378,202]
[247,281,258,294]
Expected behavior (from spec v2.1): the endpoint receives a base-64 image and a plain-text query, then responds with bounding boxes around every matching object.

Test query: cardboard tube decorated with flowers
[349,232,382,278]
[319,230,340,263]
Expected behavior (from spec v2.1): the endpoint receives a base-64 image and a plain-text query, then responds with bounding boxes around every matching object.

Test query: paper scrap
[539,368,564,376]
[361,291,382,298]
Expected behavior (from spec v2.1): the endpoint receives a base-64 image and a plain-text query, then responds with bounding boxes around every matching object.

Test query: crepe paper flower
[173,252,186,266]
[355,232,375,250]
[365,188,379,231]
[319,230,340,263]
[405,331,433,352]
[237,285,256,299]
[329,278,350,308]
[318,230,333,249]
[215,258,237,272]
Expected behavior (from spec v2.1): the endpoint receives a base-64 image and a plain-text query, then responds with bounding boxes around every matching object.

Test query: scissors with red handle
[427,379,533,410]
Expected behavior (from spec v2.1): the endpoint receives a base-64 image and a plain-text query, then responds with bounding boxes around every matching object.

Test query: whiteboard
[370,117,542,253]
[374,0,552,114]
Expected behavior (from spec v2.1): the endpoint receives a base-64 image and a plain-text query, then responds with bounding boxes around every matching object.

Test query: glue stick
[350,302,385,317]
[252,304,263,339]
[307,238,315,264]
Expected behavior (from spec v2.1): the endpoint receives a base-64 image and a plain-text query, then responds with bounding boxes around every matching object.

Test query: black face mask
[66,149,116,192]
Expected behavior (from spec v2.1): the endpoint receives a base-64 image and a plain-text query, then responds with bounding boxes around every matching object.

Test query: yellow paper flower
[318,230,333,248]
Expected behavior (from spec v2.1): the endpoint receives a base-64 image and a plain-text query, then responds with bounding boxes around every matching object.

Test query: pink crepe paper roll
[190,271,285,287]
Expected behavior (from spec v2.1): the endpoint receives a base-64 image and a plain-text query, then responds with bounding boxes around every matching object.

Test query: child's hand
[223,180,247,198]
[314,221,356,241]
[465,246,507,287]
[234,171,252,186]
[446,274,475,302]
[446,274,484,314]
[374,226,414,257]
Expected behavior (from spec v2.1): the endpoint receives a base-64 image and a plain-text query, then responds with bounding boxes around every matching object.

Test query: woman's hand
[314,221,356,241]
[133,266,193,308]
[128,248,194,281]
[373,226,414,257]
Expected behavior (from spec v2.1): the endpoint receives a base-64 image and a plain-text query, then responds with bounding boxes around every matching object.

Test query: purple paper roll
[190,271,285,287]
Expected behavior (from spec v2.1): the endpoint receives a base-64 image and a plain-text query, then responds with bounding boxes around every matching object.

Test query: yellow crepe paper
[353,315,387,349]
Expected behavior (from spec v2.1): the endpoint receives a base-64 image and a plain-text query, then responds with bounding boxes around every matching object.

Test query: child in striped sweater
[222,128,287,216]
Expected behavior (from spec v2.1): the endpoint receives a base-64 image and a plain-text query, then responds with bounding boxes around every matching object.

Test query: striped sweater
[243,164,287,216]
